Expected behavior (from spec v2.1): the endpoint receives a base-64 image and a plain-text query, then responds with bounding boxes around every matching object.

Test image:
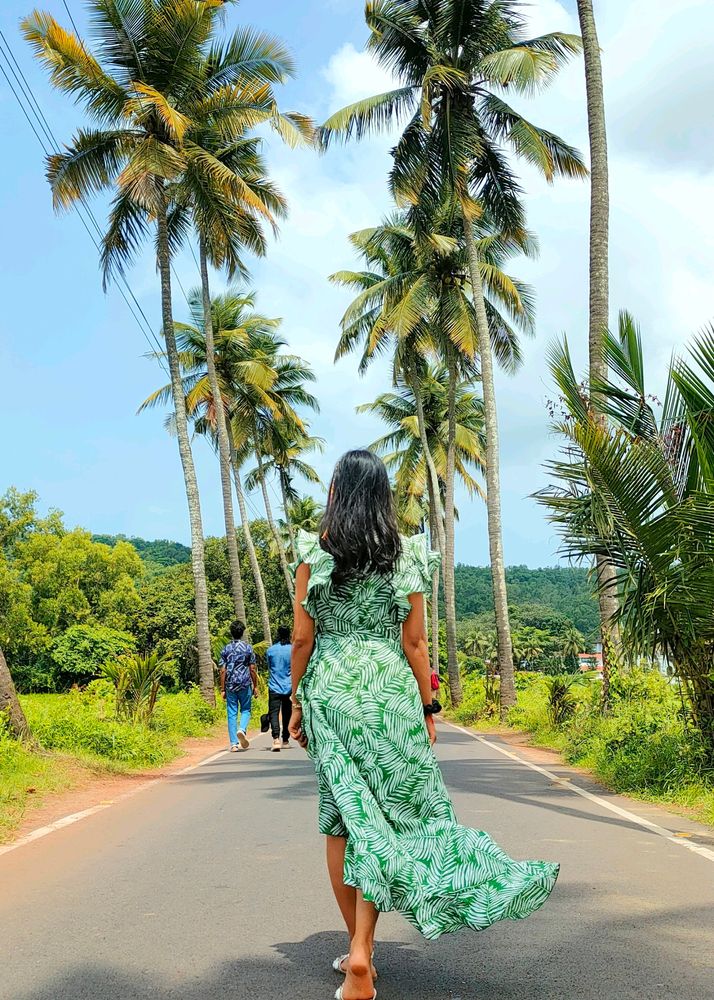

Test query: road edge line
[444,721,714,865]
[0,733,266,859]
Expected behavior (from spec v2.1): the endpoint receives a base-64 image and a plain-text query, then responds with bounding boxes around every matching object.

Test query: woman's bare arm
[402,592,437,743]
[402,592,433,703]
[289,563,314,746]
[291,563,315,697]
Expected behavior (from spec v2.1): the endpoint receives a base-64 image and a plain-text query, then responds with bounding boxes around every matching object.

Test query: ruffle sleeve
[291,529,334,611]
[392,533,441,621]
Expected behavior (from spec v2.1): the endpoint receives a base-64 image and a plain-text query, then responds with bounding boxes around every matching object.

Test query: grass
[448,669,714,828]
[0,686,224,843]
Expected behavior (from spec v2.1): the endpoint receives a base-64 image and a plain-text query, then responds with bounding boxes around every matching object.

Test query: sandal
[334,988,376,1000]
[333,954,377,980]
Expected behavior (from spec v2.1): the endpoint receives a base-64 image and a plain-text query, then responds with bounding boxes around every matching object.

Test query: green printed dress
[293,530,559,940]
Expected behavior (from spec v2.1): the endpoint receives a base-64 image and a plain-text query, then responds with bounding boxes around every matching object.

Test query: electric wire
[0,33,169,374]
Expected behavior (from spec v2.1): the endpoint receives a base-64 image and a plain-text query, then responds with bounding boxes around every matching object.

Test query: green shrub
[545,675,581,726]
[51,624,136,682]
[102,651,173,723]
[17,687,222,771]
[152,687,220,737]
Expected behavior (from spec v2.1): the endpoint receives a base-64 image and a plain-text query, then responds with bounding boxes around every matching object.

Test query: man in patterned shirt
[219,621,257,751]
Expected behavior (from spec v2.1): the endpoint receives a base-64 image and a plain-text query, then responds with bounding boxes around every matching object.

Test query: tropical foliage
[538,313,714,756]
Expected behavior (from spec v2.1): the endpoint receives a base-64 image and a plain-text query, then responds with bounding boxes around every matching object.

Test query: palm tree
[246,421,324,560]
[224,315,319,599]
[361,367,486,511]
[321,0,585,716]
[173,31,312,628]
[140,289,276,643]
[561,626,585,671]
[284,495,323,537]
[23,1,250,704]
[576,0,619,704]
[332,207,534,705]
[361,365,486,678]
[0,646,30,741]
[538,313,714,757]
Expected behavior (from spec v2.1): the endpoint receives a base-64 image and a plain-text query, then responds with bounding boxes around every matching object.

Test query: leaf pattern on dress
[292,530,559,940]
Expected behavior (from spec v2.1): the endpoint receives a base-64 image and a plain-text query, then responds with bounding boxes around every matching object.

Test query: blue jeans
[226,687,252,745]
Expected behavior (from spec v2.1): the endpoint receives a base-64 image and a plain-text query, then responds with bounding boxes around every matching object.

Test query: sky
[1,0,713,567]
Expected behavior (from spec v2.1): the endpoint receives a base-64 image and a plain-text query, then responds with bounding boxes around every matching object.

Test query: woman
[289,450,558,1000]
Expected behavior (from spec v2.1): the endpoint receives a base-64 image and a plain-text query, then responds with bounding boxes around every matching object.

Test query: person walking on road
[219,621,257,752]
[267,626,293,752]
[288,450,559,1000]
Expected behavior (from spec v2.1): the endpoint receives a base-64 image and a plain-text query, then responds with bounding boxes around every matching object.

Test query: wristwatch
[423,699,442,717]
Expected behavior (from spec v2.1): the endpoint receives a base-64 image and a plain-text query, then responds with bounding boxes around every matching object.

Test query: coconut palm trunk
[156,189,214,705]
[442,351,463,706]
[253,426,294,599]
[198,239,247,624]
[278,468,297,560]
[462,216,516,715]
[409,368,446,556]
[577,0,620,707]
[0,646,31,741]
[227,428,272,644]
[428,501,441,678]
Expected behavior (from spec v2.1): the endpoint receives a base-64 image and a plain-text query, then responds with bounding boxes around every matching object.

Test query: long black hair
[319,449,402,587]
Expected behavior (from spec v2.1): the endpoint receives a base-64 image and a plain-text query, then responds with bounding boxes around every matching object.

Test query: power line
[0,32,169,373]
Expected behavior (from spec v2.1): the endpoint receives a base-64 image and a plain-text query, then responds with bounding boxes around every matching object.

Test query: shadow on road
[12,898,714,1000]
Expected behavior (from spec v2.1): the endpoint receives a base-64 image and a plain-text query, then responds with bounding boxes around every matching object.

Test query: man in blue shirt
[266,626,292,752]
[219,621,257,752]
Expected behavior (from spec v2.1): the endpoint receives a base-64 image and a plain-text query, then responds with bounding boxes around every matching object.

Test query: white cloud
[322,43,397,107]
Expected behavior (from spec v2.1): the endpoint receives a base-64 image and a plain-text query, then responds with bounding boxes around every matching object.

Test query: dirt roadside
[8,728,234,845]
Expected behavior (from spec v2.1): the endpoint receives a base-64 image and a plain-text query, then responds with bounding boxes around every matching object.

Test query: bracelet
[423,699,442,717]
[290,698,302,709]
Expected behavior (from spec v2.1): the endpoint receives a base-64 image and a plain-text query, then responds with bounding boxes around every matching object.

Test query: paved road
[1,724,714,1000]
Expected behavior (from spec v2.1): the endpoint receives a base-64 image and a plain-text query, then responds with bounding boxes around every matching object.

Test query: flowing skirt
[300,634,559,940]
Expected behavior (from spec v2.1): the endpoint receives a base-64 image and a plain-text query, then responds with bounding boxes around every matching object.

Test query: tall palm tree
[576,0,619,706]
[360,365,486,678]
[332,207,534,704]
[173,32,312,628]
[359,367,486,520]
[140,289,276,643]
[246,421,324,559]
[538,314,714,756]
[0,646,30,741]
[230,329,319,599]
[321,0,585,715]
[23,1,259,704]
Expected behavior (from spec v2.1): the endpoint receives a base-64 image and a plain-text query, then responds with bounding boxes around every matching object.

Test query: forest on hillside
[454,564,598,638]
[96,532,598,637]
[92,534,191,568]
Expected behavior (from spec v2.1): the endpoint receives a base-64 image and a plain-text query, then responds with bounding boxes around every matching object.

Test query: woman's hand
[425,714,437,746]
[288,705,308,748]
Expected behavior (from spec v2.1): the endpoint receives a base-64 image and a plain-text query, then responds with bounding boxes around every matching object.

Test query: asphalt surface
[1,723,714,1000]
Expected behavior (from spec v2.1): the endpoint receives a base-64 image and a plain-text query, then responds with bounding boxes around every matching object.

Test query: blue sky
[2,0,712,567]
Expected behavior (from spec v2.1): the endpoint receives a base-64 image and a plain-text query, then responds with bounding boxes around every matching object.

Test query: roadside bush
[51,624,136,684]
[102,651,173,724]
[545,675,581,726]
[152,687,220,737]
[20,688,221,768]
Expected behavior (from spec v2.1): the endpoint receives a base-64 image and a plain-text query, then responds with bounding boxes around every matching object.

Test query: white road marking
[444,721,714,866]
[0,733,268,859]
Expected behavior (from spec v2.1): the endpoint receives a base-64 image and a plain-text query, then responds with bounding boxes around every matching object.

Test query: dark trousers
[269,689,292,742]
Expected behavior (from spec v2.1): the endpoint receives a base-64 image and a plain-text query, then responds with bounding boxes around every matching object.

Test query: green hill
[454,563,599,638]
[92,534,191,567]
